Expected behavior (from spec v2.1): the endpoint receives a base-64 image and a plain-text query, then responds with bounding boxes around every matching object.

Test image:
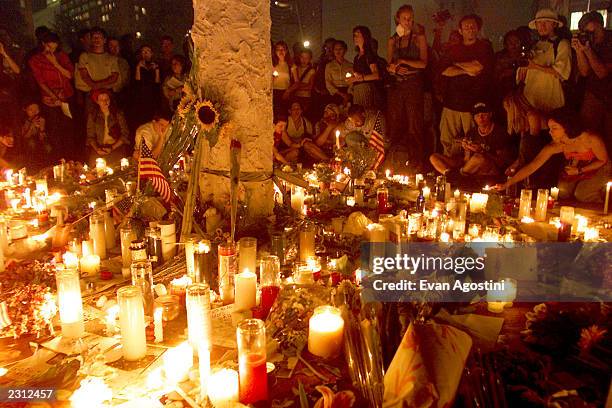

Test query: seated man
[311,103,341,157]
[0,123,16,169]
[430,102,513,176]
[133,106,172,159]
[339,104,385,146]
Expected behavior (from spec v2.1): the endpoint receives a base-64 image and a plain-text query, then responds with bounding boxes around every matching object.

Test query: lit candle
[56,268,85,338]
[368,223,386,243]
[237,319,267,404]
[63,251,79,270]
[422,186,431,200]
[164,341,193,384]
[186,283,211,352]
[469,193,488,213]
[80,254,100,276]
[550,186,559,200]
[534,189,549,221]
[345,72,352,78]
[82,240,93,257]
[154,307,163,343]
[574,215,588,235]
[120,227,136,276]
[105,304,119,336]
[272,70,279,77]
[70,377,112,408]
[299,223,315,261]
[454,189,460,199]
[415,173,423,185]
[24,188,32,208]
[95,158,106,177]
[559,206,575,242]
[385,169,391,179]
[235,269,257,312]
[502,278,517,308]
[194,239,213,285]
[518,189,532,219]
[308,306,344,358]
[487,301,505,313]
[440,232,450,242]
[238,237,257,277]
[346,196,356,207]
[117,285,147,361]
[104,210,115,250]
[291,186,305,213]
[184,236,198,280]
[120,157,129,170]
[584,227,600,241]
[335,130,341,149]
[208,369,239,407]
[521,216,534,224]
[35,179,48,195]
[468,224,481,238]
[604,181,611,214]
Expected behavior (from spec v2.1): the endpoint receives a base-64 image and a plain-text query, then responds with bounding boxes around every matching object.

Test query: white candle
[80,254,100,276]
[422,186,431,200]
[385,169,391,179]
[469,193,488,213]
[487,301,505,313]
[235,269,257,312]
[454,189,460,199]
[440,232,450,242]
[208,369,239,407]
[105,304,119,336]
[468,224,481,238]
[24,188,32,208]
[415,173,423,185]
[63,251,79,270]
[367,223,386,243]
[82,240,93,257]
[95,158,106,177]
[117,285,147,361]
[35,179,48,195]
[154,307,163,343]
[291,186,305,213]
[346,196,356,207]
[104,211,115,250]
[185,236,197,280]
[574,215,588,234]
[120,157,129,170]
[605,181,611,214]
[199,344,211,401]
[89,213,107,259]
[164,341,193,384]
[335,130,341,149]
[238,237,257,276]
[56,268,85,338]
[308,306,344,358]
[584,227,600,241]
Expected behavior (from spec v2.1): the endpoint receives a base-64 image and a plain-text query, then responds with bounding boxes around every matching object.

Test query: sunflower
[195,100,220,131]
[177,95,194,118]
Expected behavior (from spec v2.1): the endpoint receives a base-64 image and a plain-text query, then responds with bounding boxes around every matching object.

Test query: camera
[574,31,594,45]
[516,45,531,67]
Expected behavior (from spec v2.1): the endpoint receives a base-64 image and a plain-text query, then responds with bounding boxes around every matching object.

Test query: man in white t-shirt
[133,107,172,160]
[75,27,120,95]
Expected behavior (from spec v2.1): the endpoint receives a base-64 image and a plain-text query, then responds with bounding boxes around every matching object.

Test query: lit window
[136,32,142,39]
[141,7,146,14]
[135,14,139,20]
[134,5,138,11]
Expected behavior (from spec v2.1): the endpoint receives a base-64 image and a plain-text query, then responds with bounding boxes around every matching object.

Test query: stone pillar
[192,0,274,219]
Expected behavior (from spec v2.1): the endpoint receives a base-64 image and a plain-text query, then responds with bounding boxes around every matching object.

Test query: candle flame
[521,216,535,224]
[197,240,211,253]
[70,377,112,408]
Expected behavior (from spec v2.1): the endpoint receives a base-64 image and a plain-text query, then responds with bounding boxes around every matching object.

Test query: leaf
[298,381,309,408]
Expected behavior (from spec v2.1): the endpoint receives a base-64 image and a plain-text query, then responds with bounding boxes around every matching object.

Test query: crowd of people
[0,5,610,203]
[0,26,179,171]
[272,6,611,203]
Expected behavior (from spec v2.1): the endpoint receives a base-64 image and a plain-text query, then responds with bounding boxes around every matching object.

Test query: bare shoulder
[582,131,605,146]
[545,142,564,154]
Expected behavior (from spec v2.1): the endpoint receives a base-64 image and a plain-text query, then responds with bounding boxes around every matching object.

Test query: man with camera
[573,11,611,151]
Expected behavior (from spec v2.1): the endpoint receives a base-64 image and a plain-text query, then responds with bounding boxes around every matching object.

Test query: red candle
[239,352,268,403]
[377,187,388,214]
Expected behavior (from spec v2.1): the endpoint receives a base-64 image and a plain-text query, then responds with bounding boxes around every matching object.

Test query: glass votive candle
[468,223,481,238]
[154,295,180,321]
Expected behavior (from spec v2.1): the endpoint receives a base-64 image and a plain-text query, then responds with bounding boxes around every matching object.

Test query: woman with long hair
[497,108,610,202]
[133,45,161,126]
[86,88,130,166]
[386,4,428,169]
[349,26,381,109]
[272,41,292,118]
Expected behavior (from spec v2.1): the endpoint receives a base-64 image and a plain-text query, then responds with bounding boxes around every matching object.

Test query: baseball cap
[472,102,492,116]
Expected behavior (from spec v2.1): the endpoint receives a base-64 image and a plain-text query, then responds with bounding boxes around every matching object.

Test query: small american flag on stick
[139,143,173,204]
[369,112,385,170]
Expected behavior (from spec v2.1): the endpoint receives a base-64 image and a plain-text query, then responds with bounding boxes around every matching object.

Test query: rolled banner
[383,321,472,408]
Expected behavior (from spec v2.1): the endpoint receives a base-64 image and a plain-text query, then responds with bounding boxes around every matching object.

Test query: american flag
[139,142,173,204]
[369,112,385,169]
[111,195,134,223]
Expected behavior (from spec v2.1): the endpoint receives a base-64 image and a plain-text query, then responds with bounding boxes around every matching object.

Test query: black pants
[42,101,77,162]
[386,76,425,166]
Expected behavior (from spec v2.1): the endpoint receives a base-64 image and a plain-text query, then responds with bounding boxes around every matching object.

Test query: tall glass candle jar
[89,211,107,259]
[299,223,315,261]
[131,260,154,316]
[56,268,85,338]
[518,189,532,219]
[186,283,211,354]
[194,239,213,287]
[117,285,147,361]
[534,189,549,221]
[377,186,389,214]
[237,319,267,404]
[269,231,285,266]
[559,206,574,242]
[218,241,237,304]
[120,226,136,276]
[184,235,199,280]
[158,220,176,262]
[259,255,280,315]
[238,237,257,274]
[130,239,148,263]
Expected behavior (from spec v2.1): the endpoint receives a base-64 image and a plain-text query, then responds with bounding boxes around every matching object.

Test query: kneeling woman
[86,89,130,166]
[498,108,610,202]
